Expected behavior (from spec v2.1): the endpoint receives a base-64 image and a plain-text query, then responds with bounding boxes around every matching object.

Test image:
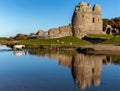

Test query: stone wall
[48,24,72,38]
[103,24,119,35]
[36,30,47,38]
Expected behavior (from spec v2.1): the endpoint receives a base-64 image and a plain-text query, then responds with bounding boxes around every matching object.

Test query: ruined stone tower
[72,2,103,38]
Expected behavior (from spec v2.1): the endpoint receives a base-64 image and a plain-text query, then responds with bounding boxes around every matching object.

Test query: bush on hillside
[103,17,120,30]
[14,34,28,40]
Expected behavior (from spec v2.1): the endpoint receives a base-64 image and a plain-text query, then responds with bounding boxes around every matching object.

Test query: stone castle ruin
[72,2,103,38]
[33,2,104,39]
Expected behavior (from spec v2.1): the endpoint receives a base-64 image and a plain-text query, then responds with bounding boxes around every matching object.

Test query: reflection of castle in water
[72,54,103,89]
[28,50,112,90]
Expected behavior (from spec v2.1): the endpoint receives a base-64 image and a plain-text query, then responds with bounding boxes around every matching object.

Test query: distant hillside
[103,17,120,30]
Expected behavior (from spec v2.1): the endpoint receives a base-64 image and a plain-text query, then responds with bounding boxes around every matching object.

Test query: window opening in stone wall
[93,18,95,23]
[92,68,94,73]
[78,7,80,12]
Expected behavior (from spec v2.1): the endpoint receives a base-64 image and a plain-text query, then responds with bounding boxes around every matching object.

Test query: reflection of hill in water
[28,50,118,90]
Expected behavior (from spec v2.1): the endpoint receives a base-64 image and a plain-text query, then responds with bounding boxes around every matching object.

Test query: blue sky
[0,0,120,37]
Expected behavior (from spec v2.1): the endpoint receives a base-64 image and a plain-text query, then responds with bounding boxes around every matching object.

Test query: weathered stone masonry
[72,2,103,38]
[35,2,104,39]
[48,24,72,38]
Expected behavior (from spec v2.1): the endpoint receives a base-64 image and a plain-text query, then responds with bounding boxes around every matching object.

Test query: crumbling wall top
[78,2,87,7]
[75,2,101,13]
[93,4,101,12]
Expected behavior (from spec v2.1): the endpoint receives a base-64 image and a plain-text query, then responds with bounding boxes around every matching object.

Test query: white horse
[13,45,25,50]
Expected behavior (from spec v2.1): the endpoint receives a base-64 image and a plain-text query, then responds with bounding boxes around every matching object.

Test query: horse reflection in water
[28,50,112,90]
[13,50,27,56]
[12,44,27,56]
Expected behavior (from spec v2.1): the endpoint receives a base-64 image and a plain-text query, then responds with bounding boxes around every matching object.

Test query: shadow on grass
[82,36,107,44]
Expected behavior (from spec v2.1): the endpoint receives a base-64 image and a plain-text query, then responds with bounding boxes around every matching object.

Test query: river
[0,45,120,91]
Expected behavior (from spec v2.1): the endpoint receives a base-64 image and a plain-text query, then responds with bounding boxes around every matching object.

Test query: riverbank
[8,43,120,55]
[82,44,120,55]
[2,35,120,55]
[20,35,120,55]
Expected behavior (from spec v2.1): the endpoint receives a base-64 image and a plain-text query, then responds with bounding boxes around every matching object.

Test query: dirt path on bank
[82,44,120,54]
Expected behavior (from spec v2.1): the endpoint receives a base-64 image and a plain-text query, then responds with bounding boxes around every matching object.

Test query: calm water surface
[0,46,120,91]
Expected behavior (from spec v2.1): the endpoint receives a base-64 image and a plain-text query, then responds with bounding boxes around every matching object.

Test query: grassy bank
[2,35,120,49]
[87,34,120,45]
[0,39,12,45]
[87,34,113,39]
[103,36,120,44]
[21,36,91,48]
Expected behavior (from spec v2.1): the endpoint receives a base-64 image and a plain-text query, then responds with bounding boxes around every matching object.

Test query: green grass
[21,36,91,48]
[0,39,11,45]
[87,34,113,39]
[103,36,120,44]
[87,34,120,45]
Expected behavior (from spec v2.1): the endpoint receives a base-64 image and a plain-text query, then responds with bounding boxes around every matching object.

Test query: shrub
[14,34,27,40]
